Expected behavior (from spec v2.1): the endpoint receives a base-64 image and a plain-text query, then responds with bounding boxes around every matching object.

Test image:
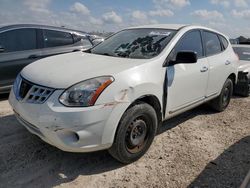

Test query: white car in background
[9,24,238,163]
[233,45,250,97]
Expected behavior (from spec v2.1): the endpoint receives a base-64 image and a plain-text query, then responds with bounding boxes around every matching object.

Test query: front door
[166,30,209,115]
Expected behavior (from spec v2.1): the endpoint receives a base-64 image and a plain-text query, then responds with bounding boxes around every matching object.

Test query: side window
[0,28,37,53]
[204,31,222,56]
[219,35,229,50]
[43,30,73,48]
[174,30,203,58]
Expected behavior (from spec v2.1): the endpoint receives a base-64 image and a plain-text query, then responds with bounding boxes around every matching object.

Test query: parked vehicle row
[0,24,104,94]
[8,24,239,163]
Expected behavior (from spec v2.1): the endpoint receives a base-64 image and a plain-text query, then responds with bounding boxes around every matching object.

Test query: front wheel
[209,78,233,112]
[108,102,158,164]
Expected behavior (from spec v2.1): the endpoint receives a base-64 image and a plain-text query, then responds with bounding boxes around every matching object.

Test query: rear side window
[174,30,203,58]
[0,28,37,52]
[43,30,73,48]
[219,35,229,50]
[204,31,222,56]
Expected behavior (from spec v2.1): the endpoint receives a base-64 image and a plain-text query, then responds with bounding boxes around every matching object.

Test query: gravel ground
[0,94,249,188]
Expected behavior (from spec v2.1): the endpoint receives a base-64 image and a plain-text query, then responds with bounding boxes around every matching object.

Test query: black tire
[209,78,233,112]
[108,102,158,164]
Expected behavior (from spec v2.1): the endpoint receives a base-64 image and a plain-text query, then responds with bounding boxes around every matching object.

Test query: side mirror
[168,51,197,66]
[0,45,5,53]
[92,38,104,46]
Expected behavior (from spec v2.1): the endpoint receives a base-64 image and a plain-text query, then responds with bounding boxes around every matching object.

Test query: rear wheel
[209,78,233,112]
[108,102,158,164]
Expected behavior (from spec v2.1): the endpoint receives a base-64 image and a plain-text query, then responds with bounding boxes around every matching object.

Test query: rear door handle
[225,60,231,65]
[200,66,209,72]
[28,54,40,59]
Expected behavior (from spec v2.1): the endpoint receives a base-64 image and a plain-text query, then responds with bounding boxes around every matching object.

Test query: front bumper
[9,89,127,152]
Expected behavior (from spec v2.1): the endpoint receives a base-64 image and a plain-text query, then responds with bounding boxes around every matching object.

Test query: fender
[101,83,163,145]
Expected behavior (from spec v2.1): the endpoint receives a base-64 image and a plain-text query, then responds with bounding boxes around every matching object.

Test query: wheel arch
[102,94,163,147]
[228,73,237,85]
[133,95,163,125]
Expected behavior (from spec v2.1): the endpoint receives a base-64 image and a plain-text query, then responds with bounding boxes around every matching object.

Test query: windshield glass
[90,28,176,59]
[233,47,250,61]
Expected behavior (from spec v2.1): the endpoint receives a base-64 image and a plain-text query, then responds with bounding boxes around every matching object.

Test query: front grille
[25,85,54,104]
[15,76,54,104]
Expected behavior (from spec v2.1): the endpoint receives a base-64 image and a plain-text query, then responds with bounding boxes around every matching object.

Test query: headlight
[13,74,22,97]
[59,76,114,107]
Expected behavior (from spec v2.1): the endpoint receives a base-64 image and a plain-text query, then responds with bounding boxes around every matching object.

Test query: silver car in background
[0,24,104,94]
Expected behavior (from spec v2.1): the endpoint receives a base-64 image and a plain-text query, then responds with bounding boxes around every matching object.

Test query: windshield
[90,28,176,59]
[233,47,250,61]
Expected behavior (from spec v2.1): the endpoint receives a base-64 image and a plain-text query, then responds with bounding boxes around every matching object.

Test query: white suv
[9,24,238,163]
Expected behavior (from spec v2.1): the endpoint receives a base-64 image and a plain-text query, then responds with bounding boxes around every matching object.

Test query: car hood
[238,60,250,73]
[21,52,147,88]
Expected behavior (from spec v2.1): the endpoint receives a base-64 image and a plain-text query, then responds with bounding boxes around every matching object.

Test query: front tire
[108,102,158,164]
[209,78,233,112]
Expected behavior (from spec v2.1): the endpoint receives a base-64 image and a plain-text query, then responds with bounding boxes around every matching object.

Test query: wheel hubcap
[125,118,148,154]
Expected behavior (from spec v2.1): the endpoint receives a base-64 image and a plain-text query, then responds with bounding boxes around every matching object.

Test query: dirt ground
[0,94,249,188]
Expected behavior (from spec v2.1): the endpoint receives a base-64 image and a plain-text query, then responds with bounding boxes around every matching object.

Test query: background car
[233,45,250,97]
[0,24,100,94]
[230,38,239,45]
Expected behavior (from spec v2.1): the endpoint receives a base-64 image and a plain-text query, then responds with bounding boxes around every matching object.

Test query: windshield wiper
[84,50,113,57]
[83,49,92,53]
[102,53,112,56]
[115,51,130,58]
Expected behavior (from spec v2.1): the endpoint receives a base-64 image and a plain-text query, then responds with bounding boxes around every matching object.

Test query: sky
[0,0,250,38]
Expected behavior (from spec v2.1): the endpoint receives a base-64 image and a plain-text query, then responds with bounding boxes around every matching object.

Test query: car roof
[0,24,88,35]
[232,44,250,48]
[126,24,227,37]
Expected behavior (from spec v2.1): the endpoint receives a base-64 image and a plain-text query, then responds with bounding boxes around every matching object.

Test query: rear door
[40,29,87,58]
[166,30,209,114]
[0,28,41,90]
[203,31,231,97]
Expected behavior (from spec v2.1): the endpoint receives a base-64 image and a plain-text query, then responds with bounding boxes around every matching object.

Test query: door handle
[200,66,209,72]
[28,54,40,59]
[225,60,231,65]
